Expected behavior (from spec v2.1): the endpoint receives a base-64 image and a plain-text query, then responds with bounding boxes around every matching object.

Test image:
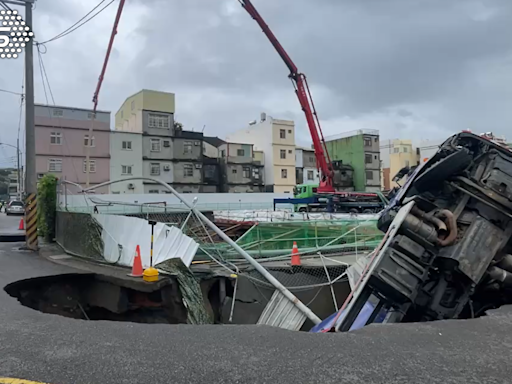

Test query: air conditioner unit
[194,141,200,146]
[127,183,135,190]
[163,165,171,171]
[195,163,202,169]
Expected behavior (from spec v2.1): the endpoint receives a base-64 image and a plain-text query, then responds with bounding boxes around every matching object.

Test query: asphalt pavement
[0,212,24,236]
[0,241,511,383]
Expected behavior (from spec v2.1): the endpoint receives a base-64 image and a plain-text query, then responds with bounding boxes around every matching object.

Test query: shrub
[37,174,58,241]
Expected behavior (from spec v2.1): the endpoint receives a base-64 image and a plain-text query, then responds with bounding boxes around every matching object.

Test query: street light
[0,142,22,199]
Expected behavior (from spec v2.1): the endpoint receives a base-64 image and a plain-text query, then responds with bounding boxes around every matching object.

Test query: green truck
[276,184,388,213]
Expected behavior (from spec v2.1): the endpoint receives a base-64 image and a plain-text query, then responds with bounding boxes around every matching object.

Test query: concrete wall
[172,137,203,161]
[303,166,319,185]
[142,160,174,185]
[302,149,316,168]
[142,110,174,137]
[110,132,144,194]
[142,136,174,160]
[203,141,219,158]
[173,162,202,184]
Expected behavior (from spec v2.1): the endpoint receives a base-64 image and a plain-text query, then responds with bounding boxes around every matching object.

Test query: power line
[39,0,115,44]
[36,46,55,104]
[0,89,23,96]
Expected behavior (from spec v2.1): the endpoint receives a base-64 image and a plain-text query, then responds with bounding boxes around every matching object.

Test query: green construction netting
[198,219,383,259]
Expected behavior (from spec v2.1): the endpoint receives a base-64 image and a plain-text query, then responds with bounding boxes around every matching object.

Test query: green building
[325,129,381,192]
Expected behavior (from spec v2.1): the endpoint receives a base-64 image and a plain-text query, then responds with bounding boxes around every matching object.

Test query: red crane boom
[239,0,335,193]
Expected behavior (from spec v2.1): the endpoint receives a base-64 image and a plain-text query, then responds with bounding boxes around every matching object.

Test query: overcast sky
[1,0,511,168]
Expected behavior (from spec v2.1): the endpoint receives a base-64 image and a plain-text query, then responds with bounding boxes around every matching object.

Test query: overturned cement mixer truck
[336,131,512,332]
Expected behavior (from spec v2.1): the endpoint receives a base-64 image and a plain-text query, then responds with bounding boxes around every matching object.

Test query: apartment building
[225,114,296,193]
[203,137,264,193]
[7,168,22,200]
[295,147,318,185]
[34,104,110,193]
[115,89,217,193]
[380,139,420,190]
[324,129,381,192]
[109,132,143,193]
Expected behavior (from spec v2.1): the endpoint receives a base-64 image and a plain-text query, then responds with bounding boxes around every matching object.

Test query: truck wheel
[363,209,373,214]
[349,208,359,214]
[298,207,308,213]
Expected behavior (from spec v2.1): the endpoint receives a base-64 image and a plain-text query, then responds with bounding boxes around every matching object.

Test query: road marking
[0,378,49,384]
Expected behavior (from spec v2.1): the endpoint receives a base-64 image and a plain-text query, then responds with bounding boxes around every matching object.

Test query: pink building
[35,104,111,193]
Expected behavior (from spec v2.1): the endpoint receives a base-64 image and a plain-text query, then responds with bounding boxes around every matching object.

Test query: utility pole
[24,0,37,250]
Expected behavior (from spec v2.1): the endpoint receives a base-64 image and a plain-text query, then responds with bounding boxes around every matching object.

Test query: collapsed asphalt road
[0,241,511,384]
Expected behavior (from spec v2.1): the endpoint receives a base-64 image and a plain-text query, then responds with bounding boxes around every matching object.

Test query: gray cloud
[1,0,512,168]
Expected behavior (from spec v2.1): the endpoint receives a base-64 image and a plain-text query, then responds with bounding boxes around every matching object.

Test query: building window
[87,112,95,119]
[184,141,193,154]
[365,153,372,164]
[83,160,96,173]
[309,156,315,163]
[280,129,286,139]
[364,137,372,147]
[131,100,135,111]
[366,170,374,180]
[281,168,288,178]
[232,168,237,174]
[150,138,161,152]
[148,113,170,129]
[84,135,95,147]
[288,129,292,134]
[121,165,133,175]
[243,166,251,178]
[184,164,193,177]
[150,163,160,175]
[52,108,63,117]
[47,158,62,172]
[50,132,62,145]
[374,137,378,142]
[307,170,314,180]
[403,147,408,153]
[148,190,159,194]
[288,150,292,154]
[221,149,226,158]
[122,141,132,150]
[280,149,286,159]
[393,147,399,153]
[163,140,170,148]
[237,149,245,156]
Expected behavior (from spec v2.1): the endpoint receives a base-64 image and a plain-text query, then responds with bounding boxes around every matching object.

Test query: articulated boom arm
[239,0,334,192]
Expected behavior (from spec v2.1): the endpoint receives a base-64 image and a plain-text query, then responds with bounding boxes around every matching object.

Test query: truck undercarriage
[337,132,512,331]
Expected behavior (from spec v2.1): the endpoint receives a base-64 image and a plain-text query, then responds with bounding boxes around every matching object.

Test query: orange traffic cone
[128,245,143,277]
[18,218,24,230]
[291,241,301,266]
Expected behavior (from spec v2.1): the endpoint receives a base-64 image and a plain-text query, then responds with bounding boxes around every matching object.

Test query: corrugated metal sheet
[257,290,307,331]
[93,214,198,268]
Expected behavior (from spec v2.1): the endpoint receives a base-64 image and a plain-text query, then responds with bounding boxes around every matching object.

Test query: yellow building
[226,114,296,194]
[115,89,175,131]
[380,139,419,190]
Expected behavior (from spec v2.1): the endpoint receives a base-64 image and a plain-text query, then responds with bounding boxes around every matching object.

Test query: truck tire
[349,208,359,214]
[363,209,373,214]
[298,207,308,213]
